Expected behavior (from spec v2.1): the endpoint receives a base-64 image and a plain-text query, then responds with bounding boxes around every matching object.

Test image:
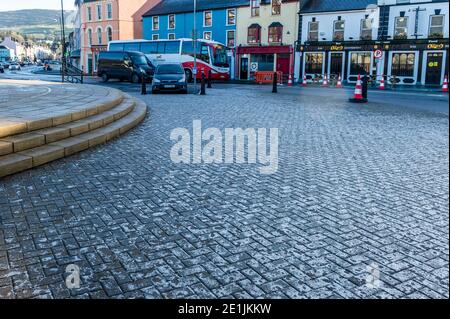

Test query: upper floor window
[87,7,92,21]
[87,28,92,45]
[96,4,102,20]
[168,33,176,40]
[227,9,236,26]
[333,20,345,41]
[204,31,212,40]
[272,0,281,15]
[204,11,212,27]
[227,30,235,47]
[360,18,372,40]
[106,3,112,19]
[251,0,260,17]
[97,27,102,44]
[152,16,159,30]
[106,27,113,42]
[394,16,408,39]
[268,23,283,43]
[152,34,159,40]
[308,21,319,41]
[248,24,261,44]
[168,14,176,29]
[429,15,444,38]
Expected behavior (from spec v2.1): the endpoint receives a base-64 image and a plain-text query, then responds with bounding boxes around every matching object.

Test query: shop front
[236,45,294,82]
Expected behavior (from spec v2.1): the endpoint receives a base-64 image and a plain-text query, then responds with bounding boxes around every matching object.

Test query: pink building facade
[80,0,160,74]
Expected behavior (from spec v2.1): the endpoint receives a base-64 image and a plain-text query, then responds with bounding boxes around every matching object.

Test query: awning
[70,49,80,58]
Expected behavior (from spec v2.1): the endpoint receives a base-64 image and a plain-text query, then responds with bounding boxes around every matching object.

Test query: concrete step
[0,96,147,178]
[0,96,135,156]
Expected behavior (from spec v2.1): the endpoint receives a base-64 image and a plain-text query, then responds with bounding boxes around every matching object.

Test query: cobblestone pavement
[0,85,448,299]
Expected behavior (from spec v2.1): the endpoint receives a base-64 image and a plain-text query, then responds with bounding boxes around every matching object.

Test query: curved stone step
[0,96,147,178]
[0,95,135,156]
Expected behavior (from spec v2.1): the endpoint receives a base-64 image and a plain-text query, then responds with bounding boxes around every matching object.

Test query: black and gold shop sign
[330,45,344,51]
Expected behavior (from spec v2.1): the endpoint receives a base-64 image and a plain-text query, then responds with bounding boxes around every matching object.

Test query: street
[0,72,448,299]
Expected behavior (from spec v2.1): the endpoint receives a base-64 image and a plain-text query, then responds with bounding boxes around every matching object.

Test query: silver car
[9,63,21,71]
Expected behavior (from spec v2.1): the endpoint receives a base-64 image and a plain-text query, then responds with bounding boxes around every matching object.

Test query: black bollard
[141,74,147,95]
[272,72,278,93]
[207,70,212,88]
[200,71,206,95]
[362,74,368,100]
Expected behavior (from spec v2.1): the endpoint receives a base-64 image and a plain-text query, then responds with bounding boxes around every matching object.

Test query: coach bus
[108,38,230,81]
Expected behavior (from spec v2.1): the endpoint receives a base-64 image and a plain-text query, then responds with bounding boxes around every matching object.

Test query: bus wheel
[185,69,193,83]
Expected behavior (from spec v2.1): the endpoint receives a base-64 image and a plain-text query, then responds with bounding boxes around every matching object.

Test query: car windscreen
[156,64,184,74]
[131,55,148,66]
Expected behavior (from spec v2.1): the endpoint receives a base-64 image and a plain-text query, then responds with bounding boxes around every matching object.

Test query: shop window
[308,21,319,41]
[394,16,408,39]
[305,53,323,74]
[227,30,235,47]
[168,14,176,29]
[350,52,371,74]
[272,0,281,15]
[251,0,260,17]
[360,18,372,40]
[333,20,345,41]
[227,9,236,26]
[391,53,415,77]
[204,11,212,27]
[429,15,444,39]
[251,54,274,72]
[152,16,159,30]
[268,24,283,44]
[248,25,261,44]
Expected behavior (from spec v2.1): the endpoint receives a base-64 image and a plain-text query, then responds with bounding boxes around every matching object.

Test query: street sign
[374,49,383,59]
[250,62,258,72]
[192,67,198,75]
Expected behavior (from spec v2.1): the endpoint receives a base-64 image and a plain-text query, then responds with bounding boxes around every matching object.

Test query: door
[425,52,443,85]
[240,57,248,80]
[276,54,290,78]
[330,52,343,76]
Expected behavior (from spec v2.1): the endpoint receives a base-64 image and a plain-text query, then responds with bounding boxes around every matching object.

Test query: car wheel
[131,73,140,84]
[101,73,109,82]
[185,69,193,83]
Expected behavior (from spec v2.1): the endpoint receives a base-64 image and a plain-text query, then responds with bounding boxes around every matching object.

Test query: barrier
[255,71,283,85]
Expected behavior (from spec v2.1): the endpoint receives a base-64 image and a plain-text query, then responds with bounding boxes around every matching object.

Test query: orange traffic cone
[288,74,293,87]
[349,74,367,103]
[321,74,328,87]
[301,75,307,87]
[379,74,385,90]
[443,75,448,93]
[336,74,343,88]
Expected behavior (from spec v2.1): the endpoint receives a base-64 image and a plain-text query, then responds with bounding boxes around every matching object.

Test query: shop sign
[331,45,344,51]
[250,62,259,72]
[427,43,444,50]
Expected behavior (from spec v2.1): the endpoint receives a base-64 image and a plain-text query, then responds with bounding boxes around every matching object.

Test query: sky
[0,0,75,12]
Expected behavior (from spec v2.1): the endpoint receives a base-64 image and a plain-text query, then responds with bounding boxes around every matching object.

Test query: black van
[97,51,155,83]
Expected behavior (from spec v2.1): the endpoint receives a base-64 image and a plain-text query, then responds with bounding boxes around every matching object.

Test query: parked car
[9,62,21,71]
[97,51,155,83]
[0,63,4,73]
[2,61,10,69]
[152,63,188,94]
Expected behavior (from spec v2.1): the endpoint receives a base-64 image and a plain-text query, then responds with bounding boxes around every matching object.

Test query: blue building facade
[143,0,248,48]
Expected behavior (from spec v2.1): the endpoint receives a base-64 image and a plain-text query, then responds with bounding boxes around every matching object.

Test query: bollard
[200,71,206,95]
[362,74,368,100]
[141,74,147,95]
[272,72,278,93]
[207,70,212,88]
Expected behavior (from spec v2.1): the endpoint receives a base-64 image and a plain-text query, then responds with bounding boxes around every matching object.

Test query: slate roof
[144,0,250,17]
[300,0,377,14]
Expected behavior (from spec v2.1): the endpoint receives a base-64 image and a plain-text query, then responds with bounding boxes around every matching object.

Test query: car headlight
[153,78,161,83]
[178,76,186,83]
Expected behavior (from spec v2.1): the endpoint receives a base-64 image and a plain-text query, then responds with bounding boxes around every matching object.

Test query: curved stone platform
[0,79,148,178]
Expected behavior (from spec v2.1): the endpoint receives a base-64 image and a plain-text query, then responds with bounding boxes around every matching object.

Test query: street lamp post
[60,0,66,83]
[193,0,197,93]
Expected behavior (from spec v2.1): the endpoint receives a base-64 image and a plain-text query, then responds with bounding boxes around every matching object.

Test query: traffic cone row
[443,75,448,93]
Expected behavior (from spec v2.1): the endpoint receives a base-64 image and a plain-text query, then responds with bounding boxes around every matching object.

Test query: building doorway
[240,57,248,80]
[329,52,343,77]
[276,54,290,78]
[425,52,444,85]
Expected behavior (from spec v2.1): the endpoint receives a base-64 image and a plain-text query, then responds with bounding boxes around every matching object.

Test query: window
[87,7,92,21]
[305,53,323,74]
[247,25,261,44]
[168,14,175,29]
[106,27,113,42]
[165,41,181,54]
[268,24,283,43]
[141,42,158,54]
[204,11,212,27]
[124,43,140,51]
[350,52,371,74]
[429,15,444,38]
[251,54,274,72]
[152,16,159,30]
[204,31,212,40]
[227,30,235,47]
[333,20,345,41]
[106,3,112,19]
[168,33,176,40]
[361,18,372,40]
[391,53,415,76]
[251,0,260,17]
[394,16,408,39]
[227,9,236,26]
[152,34,159,40]
[96,4,102,20]
[109,43,124,51]
[97,27,102,45]
[87,29,93,46]
[308,21,319,41]
[272,0,281,15]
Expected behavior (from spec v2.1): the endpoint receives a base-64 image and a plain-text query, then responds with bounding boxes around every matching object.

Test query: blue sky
[0,0,75,12]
